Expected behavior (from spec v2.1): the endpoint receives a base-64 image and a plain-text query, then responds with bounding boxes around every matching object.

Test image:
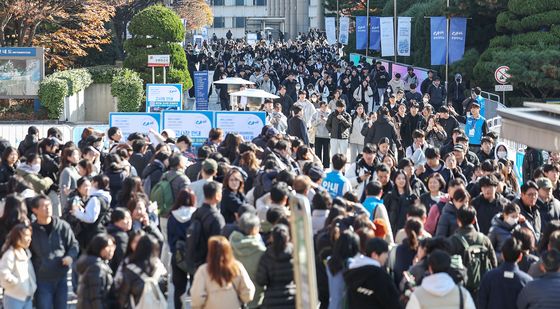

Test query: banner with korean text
[325,17,336,45]
[356,16,368,50]
[369,17,381,51]
[430,16,447,65]
[339,16,350,45]
[449,17,467,64]
[397,17,411,56]
[379,17,395,57]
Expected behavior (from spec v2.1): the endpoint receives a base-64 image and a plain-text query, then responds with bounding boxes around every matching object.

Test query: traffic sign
[147,55,170,67]
[495,66,510,84]
[495,84,513,92]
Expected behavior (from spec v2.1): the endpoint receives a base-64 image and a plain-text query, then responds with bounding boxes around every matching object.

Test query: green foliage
[450,49,480,82]
[50,69,93,95]
[124,5,192,90]
[474,0,560,100]
[38,66,145,119]
[508,0,560,16]
[38,76,69,119]
[111,69,144,112]
[128,4,185,42]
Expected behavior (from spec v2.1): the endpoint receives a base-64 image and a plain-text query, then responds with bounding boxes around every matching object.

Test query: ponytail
[404,218,423,251]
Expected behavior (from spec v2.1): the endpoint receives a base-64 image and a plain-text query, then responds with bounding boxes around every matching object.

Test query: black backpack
[184,211,213,273]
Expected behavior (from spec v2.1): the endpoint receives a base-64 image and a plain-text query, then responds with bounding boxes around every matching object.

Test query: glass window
[235,0,244,5]
[235,17,246,28]
[214,17,225,28]
[213,0,225,4]
[256,0,266,5]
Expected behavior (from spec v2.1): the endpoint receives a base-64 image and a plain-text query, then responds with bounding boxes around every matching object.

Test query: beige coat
[191,261,255,309]
[0,247,37,301]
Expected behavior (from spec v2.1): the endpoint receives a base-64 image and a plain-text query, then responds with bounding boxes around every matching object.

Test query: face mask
[505,216,518,226]
[497,151,507,159]
[423,98,429,103]
[30,163,41,174]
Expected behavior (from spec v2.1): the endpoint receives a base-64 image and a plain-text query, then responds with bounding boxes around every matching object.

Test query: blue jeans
[35,277,68,309]
[3,295,33,309]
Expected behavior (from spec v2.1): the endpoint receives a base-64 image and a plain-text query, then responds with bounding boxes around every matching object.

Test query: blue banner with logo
[430,17,447,65]
[369,17,381,51]
[449,17,467,64]
[194,71,209,110]
[214,111,267,142]
[356,16,368,50]
[109,112,161,141]
[162,111,214,146]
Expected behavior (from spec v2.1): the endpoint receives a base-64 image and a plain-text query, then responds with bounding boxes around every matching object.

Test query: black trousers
[315,137,330,168]
[171,257,191,309]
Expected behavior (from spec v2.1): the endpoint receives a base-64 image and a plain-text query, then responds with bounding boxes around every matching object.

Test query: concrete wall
[84,83,117,123]
[60,90,85,122]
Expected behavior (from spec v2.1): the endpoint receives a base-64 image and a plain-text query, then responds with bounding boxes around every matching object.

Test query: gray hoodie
[406,272,475,309]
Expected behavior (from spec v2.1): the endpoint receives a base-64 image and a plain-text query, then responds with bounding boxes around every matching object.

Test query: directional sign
[495,84,513,92]
[495,66,510,85]
[147,55,170,67]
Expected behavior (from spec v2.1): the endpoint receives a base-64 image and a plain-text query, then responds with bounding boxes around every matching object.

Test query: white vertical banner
[379,17,395,57]
[339,16,350,45]
[325,17,337,45]
[397,17,412,56]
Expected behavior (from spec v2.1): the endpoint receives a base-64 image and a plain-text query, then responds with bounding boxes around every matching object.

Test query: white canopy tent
[229,88,279,111]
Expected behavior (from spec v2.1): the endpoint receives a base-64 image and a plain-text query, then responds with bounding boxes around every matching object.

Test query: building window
[256,0,266,5]
[212,0,225,5]
[214,17,225,28]
[235,17,246,28]
[235,0,244,5]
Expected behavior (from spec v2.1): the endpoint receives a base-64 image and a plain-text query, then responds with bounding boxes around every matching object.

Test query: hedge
[38,66,144,119]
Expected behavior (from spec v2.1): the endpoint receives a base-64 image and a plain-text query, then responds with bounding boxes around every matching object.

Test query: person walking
[0,223,36,309]
[326,100,351,160]
[30,195,79,309]
[191,236,255,309]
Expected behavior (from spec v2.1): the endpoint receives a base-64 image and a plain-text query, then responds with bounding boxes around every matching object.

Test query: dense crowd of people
[0,31,559,309]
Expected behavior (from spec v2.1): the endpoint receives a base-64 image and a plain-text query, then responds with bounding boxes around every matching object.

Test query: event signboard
[214,111,266,142]
[162,111,214,146]
[0,47,44,98]
[146,84,183,112]
[109,112,161,141]
[194,71,209,110]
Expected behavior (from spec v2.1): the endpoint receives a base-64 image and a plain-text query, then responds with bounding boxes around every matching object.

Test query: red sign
[495,66,510,85]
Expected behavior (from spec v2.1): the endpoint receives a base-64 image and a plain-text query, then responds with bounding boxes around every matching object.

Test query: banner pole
[336,0,339,46]
[366,0,370,57]
[445,0,450,94]
[393,0,397,62]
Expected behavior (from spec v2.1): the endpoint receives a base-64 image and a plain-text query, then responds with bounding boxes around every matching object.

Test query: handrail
[481,90,501,103]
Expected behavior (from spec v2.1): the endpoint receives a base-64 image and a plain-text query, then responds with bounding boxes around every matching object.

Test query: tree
[473,0,560,100]
[174,0,213,30]
[0,0,115,70]
[124,5,192,90]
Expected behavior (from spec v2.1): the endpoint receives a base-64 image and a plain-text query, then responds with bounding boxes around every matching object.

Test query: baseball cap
[471,101,481,108]
[266,127,280,138]
[536,177,553,189]
[308,165,326,182]
[202,159,218,174]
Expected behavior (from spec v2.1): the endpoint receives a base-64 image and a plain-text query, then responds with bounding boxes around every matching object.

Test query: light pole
[365,0,370,57]
[336,0,340,45]
[393,0,397,62]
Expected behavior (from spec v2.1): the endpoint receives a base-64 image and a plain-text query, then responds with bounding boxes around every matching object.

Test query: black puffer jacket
[17,134,38,160]
[256,245,296,309]
[76,255,114,309]
[40,152,59,192]
[0,162,16,198]
[361,116,401,148]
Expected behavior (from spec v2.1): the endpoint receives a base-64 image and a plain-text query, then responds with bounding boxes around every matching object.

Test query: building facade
[209,0,268,39]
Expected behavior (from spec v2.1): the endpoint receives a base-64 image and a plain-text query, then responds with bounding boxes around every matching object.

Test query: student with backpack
[118,234,168,308]
[191,236,255,309]
[185,182,226,275]
[151,154,190,217]
[406,250,475,309]
[448,206,497,298]
[167,189,197,309]
[71,174,112,250]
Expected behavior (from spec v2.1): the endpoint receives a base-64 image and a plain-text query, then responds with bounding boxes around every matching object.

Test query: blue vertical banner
[369,17,381,51]
[449,17,467,64]
[355,16,368,50]
[194,71,209,110]
[430,16,447,65]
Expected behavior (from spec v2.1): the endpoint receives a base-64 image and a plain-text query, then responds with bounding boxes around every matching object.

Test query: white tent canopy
[229,88,279,99]
[213,77,255,85]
